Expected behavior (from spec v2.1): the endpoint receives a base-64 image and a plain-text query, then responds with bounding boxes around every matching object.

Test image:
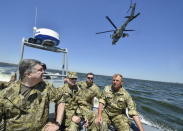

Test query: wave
[0,66,16,82]
[0,73,11,82]
[127,88,153,95]
[135,96,183,131]
[135,96,183,115]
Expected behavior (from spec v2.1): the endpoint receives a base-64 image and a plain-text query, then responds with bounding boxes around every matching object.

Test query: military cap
[67,72,78,79]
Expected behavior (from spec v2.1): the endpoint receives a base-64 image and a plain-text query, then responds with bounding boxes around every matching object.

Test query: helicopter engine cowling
[123,33,129,37]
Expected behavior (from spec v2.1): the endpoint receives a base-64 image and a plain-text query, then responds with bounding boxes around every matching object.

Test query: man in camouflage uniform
[57,72,81,131]
[0,59,64,131]
[75,72,101,131]
[96,74,144,131]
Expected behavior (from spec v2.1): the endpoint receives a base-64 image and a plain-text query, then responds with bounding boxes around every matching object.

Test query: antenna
[33,7,38,36]
[34,7,37,28]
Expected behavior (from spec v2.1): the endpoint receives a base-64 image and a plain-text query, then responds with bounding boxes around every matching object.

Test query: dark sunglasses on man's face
[87,77,94,80]
[70,78,77,80]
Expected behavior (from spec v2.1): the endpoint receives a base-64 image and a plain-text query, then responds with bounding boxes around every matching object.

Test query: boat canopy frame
[17,37,68,80]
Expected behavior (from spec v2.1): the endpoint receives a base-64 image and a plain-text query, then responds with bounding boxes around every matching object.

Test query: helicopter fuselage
[112,29,123,44]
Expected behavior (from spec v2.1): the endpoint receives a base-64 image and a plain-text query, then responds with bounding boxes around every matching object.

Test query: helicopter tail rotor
[132,12,140,19]
[126,0,133,13]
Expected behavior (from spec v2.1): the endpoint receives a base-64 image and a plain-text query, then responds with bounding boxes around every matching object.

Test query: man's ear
[25,72,32,78]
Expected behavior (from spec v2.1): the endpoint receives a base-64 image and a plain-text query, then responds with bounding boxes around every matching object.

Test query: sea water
[0,63,183,131]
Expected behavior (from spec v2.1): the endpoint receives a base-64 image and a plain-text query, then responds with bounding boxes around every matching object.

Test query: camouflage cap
[67,72,78,79]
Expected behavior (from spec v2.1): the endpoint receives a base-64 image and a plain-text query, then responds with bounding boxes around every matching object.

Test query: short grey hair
[112,74,123,81]
[19,59,41,80]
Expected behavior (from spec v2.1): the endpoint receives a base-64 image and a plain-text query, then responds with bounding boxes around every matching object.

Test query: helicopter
[96,3,140,45]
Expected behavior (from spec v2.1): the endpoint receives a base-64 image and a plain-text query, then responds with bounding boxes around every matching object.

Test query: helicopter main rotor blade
[96,30,115,34]
[105,16,117,30]
[124,29,135,31]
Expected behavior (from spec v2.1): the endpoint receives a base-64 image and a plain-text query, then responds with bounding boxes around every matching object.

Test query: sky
[0,0,183,83]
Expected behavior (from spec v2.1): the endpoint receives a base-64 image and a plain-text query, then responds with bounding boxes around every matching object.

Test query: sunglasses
[70,78,77,80]
[87,77,94,80]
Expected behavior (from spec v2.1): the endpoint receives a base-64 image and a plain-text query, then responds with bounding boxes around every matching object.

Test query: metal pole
[65,48,68,76]
[16,38,25,80]
[19,38,25,61]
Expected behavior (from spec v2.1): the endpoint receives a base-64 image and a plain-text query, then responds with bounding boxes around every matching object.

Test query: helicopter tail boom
[124,3,140,20]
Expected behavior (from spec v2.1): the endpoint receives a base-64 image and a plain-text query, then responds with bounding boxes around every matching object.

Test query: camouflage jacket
[58,83,80,117]
[99,85,138,118]
[76,81,101,110]
[0,81,63,131]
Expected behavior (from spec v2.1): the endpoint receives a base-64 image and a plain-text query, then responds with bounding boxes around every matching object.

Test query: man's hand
[72,115,81,123]
[43,122,60,131]
[133,115,144,131]
[83,118,88,128]
[95,116,102,125]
